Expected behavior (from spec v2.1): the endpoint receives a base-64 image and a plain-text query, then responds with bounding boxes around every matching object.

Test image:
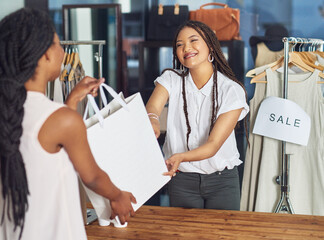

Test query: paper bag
[82,83,170,224]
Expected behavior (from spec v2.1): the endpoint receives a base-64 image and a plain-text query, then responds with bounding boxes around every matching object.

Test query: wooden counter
[86,205,324,239]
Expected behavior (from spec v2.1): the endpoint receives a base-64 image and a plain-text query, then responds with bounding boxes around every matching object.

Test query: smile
[184,53,197,59]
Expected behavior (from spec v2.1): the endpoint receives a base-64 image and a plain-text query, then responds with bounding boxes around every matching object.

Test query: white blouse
[155,70,249,174]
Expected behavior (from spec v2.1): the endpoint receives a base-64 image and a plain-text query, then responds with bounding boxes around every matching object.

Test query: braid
[210,65,218,133]
[181,74,191,151]
[169,20,248,148]
[0,8,55,238]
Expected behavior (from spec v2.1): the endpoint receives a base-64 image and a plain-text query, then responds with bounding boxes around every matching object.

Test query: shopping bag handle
[83,83,129,127]
[83,94,105,126]
[98,83,128,111]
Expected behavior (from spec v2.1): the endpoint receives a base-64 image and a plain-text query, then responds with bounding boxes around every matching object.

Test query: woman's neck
[189,63,214,89]
[24,73,49,94]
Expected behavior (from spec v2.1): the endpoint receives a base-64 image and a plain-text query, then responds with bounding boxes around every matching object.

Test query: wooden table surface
[86,205,324,240]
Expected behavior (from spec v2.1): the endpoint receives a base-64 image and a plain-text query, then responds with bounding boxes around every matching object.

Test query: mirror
[62,4,123,92]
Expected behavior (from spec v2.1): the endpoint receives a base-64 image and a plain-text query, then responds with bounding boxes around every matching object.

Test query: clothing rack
[274,37,324,214]
[60,40,105,225]
[60,40,106,80]
[60,40,106,109]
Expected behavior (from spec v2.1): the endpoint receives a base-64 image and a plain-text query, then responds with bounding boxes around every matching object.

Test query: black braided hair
[0,8,55,238]
[162,20,248,150]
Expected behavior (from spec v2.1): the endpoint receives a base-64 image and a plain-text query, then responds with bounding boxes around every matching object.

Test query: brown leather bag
[189,3,241,41]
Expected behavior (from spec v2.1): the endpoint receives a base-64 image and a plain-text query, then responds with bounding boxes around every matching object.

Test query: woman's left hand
[163,153,184,177]
[65,77,105,110]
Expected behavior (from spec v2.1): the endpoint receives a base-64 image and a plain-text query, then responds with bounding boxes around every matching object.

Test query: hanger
[295,38,324,71]
[68,48,80,81]
[250,52,324,83]
[62,46,68,67]
[250,38,324,84]
[60,48,72,81]
[246,57,284,78]
[315,50,324,58]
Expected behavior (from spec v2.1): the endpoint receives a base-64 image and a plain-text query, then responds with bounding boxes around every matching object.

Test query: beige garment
[255,42,284,68]
[74,64,86,116]
[254,69,324,215]
[315,54,324,97]
[241,42,287,211]
[240,82,266,211]
[241,43,283,211]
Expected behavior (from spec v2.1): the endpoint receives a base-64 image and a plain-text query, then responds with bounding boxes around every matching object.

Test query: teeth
[185,53,196,59]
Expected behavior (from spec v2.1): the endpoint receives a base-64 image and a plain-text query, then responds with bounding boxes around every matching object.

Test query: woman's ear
[44,46,54,62]
[36,51,50,67]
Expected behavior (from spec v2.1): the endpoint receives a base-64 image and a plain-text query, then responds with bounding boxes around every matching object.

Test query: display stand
[274,37,324,214]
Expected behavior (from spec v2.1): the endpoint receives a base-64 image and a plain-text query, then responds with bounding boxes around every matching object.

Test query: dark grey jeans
[168,166,240,210]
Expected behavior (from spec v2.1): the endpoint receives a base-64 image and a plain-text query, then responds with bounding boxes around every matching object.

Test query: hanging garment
[74,63,87,115]
[54,48,87,115]
[315,54,324,97]
[255,42,284,68]
[241,66,274,211]
[254,69,324,215]
[53,64,64,103]
[240,81,267,211]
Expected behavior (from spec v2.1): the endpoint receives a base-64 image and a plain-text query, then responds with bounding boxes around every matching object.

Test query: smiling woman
[175,27,213,87]
[145,20,249,211]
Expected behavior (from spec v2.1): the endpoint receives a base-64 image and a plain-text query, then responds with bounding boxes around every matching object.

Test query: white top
[0,92,86,240]
[156,70,249,174]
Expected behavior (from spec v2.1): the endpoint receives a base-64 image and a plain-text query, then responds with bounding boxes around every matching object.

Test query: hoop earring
[180,64,185,72]
[208,54,214,63]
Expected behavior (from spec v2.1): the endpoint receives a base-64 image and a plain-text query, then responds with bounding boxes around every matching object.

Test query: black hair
[162,20,247,150]
[0,8,55,238]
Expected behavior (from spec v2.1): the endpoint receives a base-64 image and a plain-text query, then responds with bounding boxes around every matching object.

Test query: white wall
[0,0,24,20]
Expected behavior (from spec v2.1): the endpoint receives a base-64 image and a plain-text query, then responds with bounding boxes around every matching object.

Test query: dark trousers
[168,166,240,210]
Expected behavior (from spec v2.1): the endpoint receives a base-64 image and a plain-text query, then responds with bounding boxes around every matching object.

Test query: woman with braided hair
[0,8,136,239]
[146,20,249,210]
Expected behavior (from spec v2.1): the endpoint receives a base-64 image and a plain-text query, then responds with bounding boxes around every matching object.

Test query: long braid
[210,65,218,133]
[168,20,248,148]
[0,8,55,238]
[181,74,191,150]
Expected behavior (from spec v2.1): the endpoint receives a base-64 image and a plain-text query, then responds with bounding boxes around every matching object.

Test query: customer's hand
[65,77,104,110]
[110,190,137,224]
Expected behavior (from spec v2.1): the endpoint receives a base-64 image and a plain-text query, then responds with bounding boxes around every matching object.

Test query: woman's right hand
[65,76,104,110]
[110,190,137,224]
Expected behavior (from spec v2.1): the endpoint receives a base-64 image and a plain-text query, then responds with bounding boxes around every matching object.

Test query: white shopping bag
[82,83,170,225]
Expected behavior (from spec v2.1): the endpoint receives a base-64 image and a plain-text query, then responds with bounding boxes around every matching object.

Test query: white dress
[0,91,87,239]
[254,69,324,215]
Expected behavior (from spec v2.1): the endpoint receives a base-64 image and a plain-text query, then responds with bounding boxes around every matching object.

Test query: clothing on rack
[46,40,106,118]
[249,24,288,67]
[59,47,86,114]
[241,38,324,216]
[254,42,284,68]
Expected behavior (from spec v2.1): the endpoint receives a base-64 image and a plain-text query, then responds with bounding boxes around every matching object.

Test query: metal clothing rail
[60,40,106,80]
[274,37,324,214]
